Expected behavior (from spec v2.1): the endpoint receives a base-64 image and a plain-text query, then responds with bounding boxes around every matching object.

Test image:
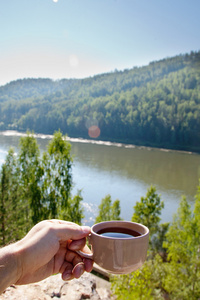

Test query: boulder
[0,273,112,300]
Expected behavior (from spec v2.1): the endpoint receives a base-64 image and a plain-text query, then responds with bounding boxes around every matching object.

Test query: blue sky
[0,0,199,86]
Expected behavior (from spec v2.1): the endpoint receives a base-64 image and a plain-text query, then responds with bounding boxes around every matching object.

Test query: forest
[0,50,200,152]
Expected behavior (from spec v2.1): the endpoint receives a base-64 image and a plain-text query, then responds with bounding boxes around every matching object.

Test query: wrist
[0,243,21,294]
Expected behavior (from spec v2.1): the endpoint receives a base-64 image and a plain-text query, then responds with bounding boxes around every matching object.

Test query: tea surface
[97,227,141,238]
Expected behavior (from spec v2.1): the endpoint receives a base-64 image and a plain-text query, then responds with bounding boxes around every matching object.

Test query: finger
[68,238,86,251]
[53,245,68,274]
[69,240,92,255]
[62,265,74,281]
[69,243,93,272]
[60,261,73,281]
[72,262,85,279]
[65,250,83,266]
[83,258,94,273]
[70,243,93,273]
[53,222,91,241]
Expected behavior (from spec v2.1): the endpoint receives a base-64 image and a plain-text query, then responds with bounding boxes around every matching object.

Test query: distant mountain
[0,50,200,152]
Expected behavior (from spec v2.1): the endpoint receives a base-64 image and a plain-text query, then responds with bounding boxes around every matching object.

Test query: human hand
[14,220,93,285]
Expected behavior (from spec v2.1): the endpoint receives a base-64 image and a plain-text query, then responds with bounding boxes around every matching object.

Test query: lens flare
[88,126,100,138]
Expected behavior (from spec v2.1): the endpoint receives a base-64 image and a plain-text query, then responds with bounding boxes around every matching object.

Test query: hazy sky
[0,0,199,86]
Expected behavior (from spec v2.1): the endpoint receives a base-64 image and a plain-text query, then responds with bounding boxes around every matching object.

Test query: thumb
[54,222,91,241]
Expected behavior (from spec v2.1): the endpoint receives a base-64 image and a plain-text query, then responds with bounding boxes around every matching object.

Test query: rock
[0,273,113,300]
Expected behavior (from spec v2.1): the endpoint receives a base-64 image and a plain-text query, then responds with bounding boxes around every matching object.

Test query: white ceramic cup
[77,220,149,274]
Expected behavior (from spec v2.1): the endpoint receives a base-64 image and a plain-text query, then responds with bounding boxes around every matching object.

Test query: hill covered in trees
[0,50,200,151]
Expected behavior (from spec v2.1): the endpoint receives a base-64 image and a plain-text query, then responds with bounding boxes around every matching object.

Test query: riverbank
[0,130,195,155]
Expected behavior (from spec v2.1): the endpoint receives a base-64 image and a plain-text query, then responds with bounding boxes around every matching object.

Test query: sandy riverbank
[0,130,194,154]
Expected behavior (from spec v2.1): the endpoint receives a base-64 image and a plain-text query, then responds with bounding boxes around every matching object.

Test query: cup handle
[76,234,94,260]
[76,249,93,259]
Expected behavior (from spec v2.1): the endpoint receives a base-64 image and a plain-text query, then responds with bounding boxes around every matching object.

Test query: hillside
[0,50,200,152]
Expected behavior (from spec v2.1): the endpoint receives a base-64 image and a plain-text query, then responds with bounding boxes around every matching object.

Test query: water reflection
[71,141,200,198]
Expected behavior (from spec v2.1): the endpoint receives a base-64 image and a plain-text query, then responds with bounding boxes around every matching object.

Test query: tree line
[0,51,200,152]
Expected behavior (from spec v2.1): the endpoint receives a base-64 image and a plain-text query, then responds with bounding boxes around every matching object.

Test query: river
[0,131,200,226]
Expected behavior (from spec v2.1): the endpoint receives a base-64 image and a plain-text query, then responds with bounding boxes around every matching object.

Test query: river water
[0,131,200,226]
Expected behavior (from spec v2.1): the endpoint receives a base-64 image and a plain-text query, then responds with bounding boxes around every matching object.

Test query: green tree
[95,194,122,223]
[17,130,83,224]
[151,222,169,259]
[0,164,7,244]
[111,186,167,299]
[0,131,85,244]
[18,132,43,227]
[111,254,166,300]
[132,186,164,239]
[112,184,200,300]
[163,195,200,299]
[60,191,84,225]
[111,199,121,220]
[41,130,73,219]
[0,149,25,245]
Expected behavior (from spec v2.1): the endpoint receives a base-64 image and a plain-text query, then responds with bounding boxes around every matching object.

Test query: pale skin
[0,219,93,294]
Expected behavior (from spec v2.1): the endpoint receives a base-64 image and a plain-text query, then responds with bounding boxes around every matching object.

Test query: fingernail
[62,272,72,281]
[82,226,91,234]
[74,262,85,278]
[77,265,84,277]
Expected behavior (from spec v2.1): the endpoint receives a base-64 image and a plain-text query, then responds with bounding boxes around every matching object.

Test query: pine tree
[132,186,164,238]
[163,196,200,299]
[18,132,43,227]
[0,148,25,245]
[95,194,122,223]
[41,130,73,219]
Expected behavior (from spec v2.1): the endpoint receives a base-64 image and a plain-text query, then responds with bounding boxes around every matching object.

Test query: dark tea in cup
[97,227,141,238]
